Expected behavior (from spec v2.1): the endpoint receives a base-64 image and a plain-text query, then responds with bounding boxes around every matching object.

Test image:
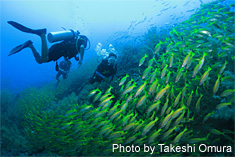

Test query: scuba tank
[47,29,79,43]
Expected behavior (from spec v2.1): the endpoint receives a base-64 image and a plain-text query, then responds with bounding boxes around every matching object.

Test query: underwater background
[1,0,234,156]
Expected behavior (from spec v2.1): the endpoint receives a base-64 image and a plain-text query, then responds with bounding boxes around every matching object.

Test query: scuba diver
[55,57,72,87]
[7,21,90,67]
[89,52,117,84]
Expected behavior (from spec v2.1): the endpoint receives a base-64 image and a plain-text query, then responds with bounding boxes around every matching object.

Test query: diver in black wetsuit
[54,57,72,87]
[7,21,89,67]
[89,53,117,84]
[56,57,71,81]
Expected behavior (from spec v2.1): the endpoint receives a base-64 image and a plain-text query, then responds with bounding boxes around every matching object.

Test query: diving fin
[9,40,33,56]
[7,21,47,36]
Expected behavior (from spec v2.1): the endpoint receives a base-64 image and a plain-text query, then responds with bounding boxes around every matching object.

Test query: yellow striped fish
[220,89,235,97]
[166,41,173,53]
[125,133,140,144]
[94,108,108,118]
[146,100,161,113]
[186,52,194,69]
[195,94,203,113]
[125,93,134,102]
[122,113,133,126]
[99,95,114,107]
[198,53,207,70]
[165,72,171,84]
[181,84,188,99]
[154,40,163,54]
[142,66,152,79]
[109,131,125,139]
[125,78,134,90]
[154,84,170,102]
[134,120,145,133]
[121,101,128,111]
[171,106,186,120]
[192,61,201,78]
[148,57,155,68]
[108,101,120,116]
[87,88,100,97]
[175,67,183,83]
[93,91,102,102]
[139,54,148,66]
[209,129,224,136]
[172,127,188,144]
[148,129,162,144]
[187,91,194,106]
[105,86,113,94]
[161,126,176,140]
[161,64,168,79]
[150,69,158,83]
[134,81,147,97]
[119,74,129,86]
[110,110,122,121]
[160,98,169,116]
[169,53,174,68]
[199,67,212,85]
[181,51,192,67]
[148,79,158,95]
[99,92,111,102]
[122,83,137,95]
[218,60,228,75]
[136,93,148,108]
[172,111,185,127]
[203,111,214,123]
[213,75,221,95]
[186,133,210,144]
[173,91,182,108]
[216,102,232,110]
[142,117,159,136]
[123,122,137,131]
[159,110,173,129]
[102,100,112,110]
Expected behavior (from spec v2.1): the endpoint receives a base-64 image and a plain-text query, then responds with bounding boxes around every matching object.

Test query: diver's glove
[75,55,79,61]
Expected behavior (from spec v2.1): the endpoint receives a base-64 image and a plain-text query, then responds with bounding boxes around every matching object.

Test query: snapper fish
[142,66,152,79]
[148,57,155,68]
[87,88,100,97]
[216,102,232,110]
[161,64,168,79]
[199,67,212,85]
[168,53,174,68]
[166,41,173,53]
[142,117,159,136]
[119,74,129,86]
[154,84,170,102]
[154,40,163,54]
[213,75,221,95]
[192,61,202,78]
[134,81,147,97]
[139,54,148,66]
[172,127,188,144]
[182,51,192,68]
[198,53,207,70]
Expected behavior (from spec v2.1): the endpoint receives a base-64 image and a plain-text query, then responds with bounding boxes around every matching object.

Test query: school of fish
[22,1,234,156]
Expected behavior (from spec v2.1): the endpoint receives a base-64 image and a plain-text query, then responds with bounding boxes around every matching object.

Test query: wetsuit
[90,59,117,84]
[48,35,88,61]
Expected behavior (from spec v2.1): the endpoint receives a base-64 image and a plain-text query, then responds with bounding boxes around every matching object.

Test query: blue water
[1,0,217,92]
